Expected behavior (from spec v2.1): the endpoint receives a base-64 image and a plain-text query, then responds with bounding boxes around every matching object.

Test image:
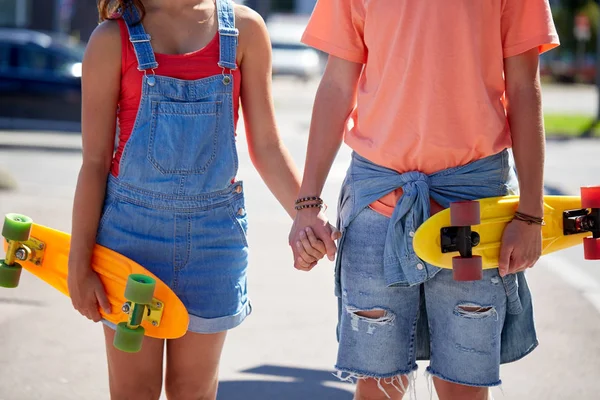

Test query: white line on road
[544,253,600,314]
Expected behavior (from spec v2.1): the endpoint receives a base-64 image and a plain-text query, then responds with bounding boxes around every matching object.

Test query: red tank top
[112,18,242,177]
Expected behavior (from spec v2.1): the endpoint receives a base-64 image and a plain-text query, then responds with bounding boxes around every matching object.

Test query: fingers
[293,244,317,271]
[306,227,327,253]
[322,228,338,261]
[295,240,318,268]
[74,299,101,322]
[96,287,112,315]
[498,244,512,277]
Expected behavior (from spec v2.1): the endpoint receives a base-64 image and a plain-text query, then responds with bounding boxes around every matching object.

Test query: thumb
[498,244,512,277]
[330,225,342,241]
[321,230,337,261]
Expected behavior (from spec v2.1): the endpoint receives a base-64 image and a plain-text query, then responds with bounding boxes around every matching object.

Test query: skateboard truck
[563,208,600,238]
[121,298,164,328]
[441,227,480,256]
[564,186,600,260]
[440,201,483,281]
[4,237,46,267]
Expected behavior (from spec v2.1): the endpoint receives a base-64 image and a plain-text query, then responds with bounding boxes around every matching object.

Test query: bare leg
[164,330,228,400]
[434,377,489,400]
[103,325,165,400]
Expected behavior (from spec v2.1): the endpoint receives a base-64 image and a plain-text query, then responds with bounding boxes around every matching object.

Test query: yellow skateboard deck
[1,214,189,352]
[413,191,600,280]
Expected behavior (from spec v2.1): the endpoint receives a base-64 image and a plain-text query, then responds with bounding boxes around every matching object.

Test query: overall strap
[215,0,239,70]
[122,4,159,71]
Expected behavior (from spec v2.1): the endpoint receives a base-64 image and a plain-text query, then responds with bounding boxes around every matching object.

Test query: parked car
[0,28,85,130]
[266,15,323,81]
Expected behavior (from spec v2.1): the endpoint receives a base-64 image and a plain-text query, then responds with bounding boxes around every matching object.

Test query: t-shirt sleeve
[301,0,367,64]
[501,0,560,58]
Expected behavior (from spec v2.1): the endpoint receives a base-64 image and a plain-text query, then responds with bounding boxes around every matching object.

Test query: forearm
[297,79,355,198]
[68,164,110,270]
[250,140,301,219]
[507,81,545,217]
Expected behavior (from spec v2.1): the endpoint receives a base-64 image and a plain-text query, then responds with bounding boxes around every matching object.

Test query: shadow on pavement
[217,365,353,400]
[0,297,45,307]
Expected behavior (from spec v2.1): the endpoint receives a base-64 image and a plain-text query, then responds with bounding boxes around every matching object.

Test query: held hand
[498,219,543,277]
[289,208,341,271]
[67,266,112,322]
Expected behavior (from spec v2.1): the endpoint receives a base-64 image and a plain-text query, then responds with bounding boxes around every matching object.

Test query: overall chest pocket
[148,100,222,175]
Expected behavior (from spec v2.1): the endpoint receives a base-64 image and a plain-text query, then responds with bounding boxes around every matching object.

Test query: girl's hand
[289,208,341,271]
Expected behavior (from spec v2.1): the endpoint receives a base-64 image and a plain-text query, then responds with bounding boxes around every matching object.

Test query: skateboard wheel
[450,201,480,226]
[452,256,483,281]
[583,237,600,260]
[2,214,33,242]
[581,186,600,209]
[114,322,145,353]
[0,260,22,288]
[124,274,156,305]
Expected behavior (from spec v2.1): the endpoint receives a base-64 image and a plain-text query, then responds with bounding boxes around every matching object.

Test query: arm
[236,7,301,219]
[289,56,363,269]
[67,21,121,320]
[498,47,545,276]
[505,47,545,218]
[296,57,363,201]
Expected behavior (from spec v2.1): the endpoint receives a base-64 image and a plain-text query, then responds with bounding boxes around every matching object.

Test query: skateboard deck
[413,188,600,281]
[1,214,189,351]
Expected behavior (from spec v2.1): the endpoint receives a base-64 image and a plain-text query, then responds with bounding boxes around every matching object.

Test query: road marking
[544,253,600,314]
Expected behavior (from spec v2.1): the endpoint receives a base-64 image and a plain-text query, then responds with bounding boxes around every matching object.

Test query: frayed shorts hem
[334,364,419,381]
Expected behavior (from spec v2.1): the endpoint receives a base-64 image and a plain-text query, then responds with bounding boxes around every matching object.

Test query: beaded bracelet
[513,211,545,226]
[295,203,324,211]
[295,196,323,205]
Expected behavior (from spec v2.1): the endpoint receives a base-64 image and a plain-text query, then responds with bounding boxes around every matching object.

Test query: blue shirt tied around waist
[334,149,539,364]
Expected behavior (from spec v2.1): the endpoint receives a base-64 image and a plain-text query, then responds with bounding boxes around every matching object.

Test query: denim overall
[96,0,251,334]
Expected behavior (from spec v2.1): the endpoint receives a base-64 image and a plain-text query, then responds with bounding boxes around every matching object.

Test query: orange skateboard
[0,213,189,353]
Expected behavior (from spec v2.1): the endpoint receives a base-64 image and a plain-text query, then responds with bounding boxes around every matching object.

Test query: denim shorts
[96,177,252,334]
[337,206,508,388]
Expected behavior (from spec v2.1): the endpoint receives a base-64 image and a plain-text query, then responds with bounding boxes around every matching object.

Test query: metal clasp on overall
[141,68,157,87]
[221,66,231,85]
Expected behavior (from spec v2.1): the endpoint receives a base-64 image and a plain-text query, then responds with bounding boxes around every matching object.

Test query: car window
[0,43,13,71]
[13,43,80,78]
[16,43,52,73]
[52,52,81,77]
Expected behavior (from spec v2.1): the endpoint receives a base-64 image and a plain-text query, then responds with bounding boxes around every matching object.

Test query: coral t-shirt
[112,18,242,177]
[302,0,559,216]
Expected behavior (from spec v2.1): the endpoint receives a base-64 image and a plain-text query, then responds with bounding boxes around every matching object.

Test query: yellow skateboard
[413,186,600,281]
[0,213,189,353]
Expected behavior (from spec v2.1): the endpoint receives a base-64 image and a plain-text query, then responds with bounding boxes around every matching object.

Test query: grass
[544,114,600,137]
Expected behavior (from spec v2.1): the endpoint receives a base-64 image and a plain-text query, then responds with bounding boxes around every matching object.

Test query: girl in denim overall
[67,0,327,398]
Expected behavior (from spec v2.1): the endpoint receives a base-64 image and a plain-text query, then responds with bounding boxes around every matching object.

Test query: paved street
[1,80,600,400]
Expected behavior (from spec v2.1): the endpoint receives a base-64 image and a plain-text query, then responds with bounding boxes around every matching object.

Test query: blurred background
[1,1,600,399]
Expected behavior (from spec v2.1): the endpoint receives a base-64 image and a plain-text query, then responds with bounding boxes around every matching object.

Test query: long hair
[97,0,145,22]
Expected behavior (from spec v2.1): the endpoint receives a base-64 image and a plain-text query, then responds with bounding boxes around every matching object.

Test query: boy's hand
[289,208,341,271]
[498,219,542,277]
[295,226,339,269]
